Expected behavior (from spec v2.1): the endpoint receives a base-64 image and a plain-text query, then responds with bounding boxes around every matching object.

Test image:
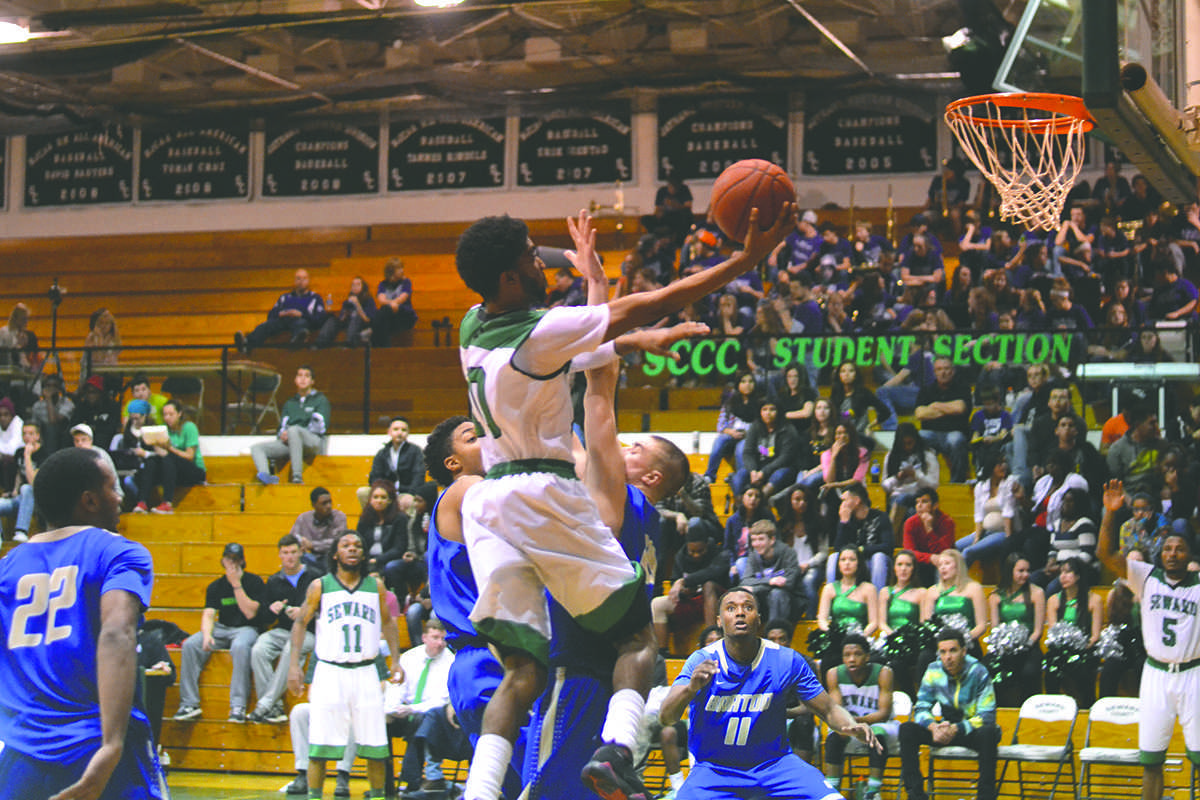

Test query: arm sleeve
[569,341,618,373]
[102,539,155,610]
[512,305,610,377]
[790,650,825,701]
[367,449,389,484]
[673,648,707,688]
[1126,557,1152,595]
[963,665,997,732]
[903,519,933,564]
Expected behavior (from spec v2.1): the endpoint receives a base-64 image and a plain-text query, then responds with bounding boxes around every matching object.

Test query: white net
[945,94,1092,232]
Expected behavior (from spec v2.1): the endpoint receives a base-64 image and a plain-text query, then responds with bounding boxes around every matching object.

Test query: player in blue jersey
[424,414,525,799]
[523,357,691,800]
[0,446,167,800]
[660,587,879,800]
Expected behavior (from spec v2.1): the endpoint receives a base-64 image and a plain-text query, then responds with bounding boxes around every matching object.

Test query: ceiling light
[0,21,31,44]
[414,0,466,7]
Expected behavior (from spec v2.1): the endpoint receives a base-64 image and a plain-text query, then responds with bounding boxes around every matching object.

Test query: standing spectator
[914,357,972,483]
[357,480,423,600]
[70,375,121,455]
[251,365,331,485]
[359,416,425,509]
[702,372,762,484]
[823,633,897,800]
[882,422,940,532]
[1106,403,1163,496]
[290,486,348,571]
[899,628,1000,800]
[173,543,265,722]
[31,373,73,453]
[132,400,205,514]
[83,307,121,375]
[651,527,730,653]
[387,620,464,796]
[740,520,802,629]
[731,399,799,498]
[902,488,957,587]
[0,421,43,542]
[316,275,375,347]
[372,258,418,347]
[0,396,23,490]
[248,534,316,725]
[987,553,1045,708]
[960,452,1020,568]
[831,482,894,588]
[237,268,327,351]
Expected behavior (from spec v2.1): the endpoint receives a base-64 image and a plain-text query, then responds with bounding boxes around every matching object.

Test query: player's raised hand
[635,321,711,360]
[1103,479,1126,513]
[742,202,798,264]
[566,209,604,283]
[847,720,883,752]
[689,657,720,693]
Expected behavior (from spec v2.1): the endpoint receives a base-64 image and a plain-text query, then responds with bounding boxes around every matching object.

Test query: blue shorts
[0,723,168,800]
[677,753,841,800]
[523,672,609,800]
[447,644,524,799]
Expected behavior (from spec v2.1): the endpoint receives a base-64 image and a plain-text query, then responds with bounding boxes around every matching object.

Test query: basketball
[709,159,795,244]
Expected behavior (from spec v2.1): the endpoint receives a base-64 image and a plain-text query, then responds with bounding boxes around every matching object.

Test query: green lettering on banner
[668,345,690,376]
[811,338,830,369]
[855,336,875,367]
[643,350,667,376]
[715,339,740,375]
[1026,334,1049,363]
[932,334,953,360]
[831,337,854,365]
[971,336,991,364]
[692,339,716,376]
[773,339,793,370]
[994,334,1013,363]
[795,337,810,364]
[953,335,973,366]
[1050,333,1071,363]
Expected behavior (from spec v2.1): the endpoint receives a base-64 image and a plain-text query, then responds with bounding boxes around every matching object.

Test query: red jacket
[902,510,957,563]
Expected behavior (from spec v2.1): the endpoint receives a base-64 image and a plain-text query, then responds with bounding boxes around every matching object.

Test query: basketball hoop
[945,92,1094,232]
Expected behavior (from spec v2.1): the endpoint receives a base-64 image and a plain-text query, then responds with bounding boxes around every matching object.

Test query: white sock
[600,688,645,751]
[668,771,685,790]
[463,734,511,800]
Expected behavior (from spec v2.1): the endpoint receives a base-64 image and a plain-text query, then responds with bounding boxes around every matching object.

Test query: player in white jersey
[824,633,896,800]
[1127,532,1200,800]
[455,206,796,800]
[288,531,403,800]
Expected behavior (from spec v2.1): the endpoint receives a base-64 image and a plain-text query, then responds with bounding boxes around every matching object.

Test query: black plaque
[657,95,788,181]
[139,124,250,201]
[0,139,7,210]
[517,109,632,186]
[388,118,505,191]
[25,126,134,207]
[803,92,937,175]
[263,120,380,197]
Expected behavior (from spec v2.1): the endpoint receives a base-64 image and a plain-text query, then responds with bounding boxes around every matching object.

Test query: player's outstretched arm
[288,578,323,696]
[50,589,143,800]
[805,690,882,752]
[566,210,610,306]
[581,360,627,534]
[603,204,796,340]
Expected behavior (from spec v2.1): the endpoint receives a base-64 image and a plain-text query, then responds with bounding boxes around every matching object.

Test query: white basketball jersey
[1130,560,1200,663]
[314,574,382,663]
[459,303,611,471]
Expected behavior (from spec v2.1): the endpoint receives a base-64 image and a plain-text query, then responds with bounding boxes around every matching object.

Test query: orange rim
[945,92,1095,134]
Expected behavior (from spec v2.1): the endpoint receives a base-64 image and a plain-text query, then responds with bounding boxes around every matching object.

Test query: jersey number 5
[8,566,79,649]
[466,367,501,439]
[1163,616,1179,648]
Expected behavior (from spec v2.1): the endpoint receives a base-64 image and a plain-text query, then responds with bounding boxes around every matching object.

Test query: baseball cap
[84,375,105,392]
[801,210,818,225]
[70,423,93,439]
[222,542,245,560]
[696,230,719,248]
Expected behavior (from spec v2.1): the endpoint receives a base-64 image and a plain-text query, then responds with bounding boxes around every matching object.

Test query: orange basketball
[709,159,795,244]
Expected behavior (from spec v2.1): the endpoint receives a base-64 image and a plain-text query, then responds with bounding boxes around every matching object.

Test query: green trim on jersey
[310,744,345,760]
[486,459,577,480]
[1150,566,1200,588]
[474,617,550,666]
[321,573,378,595]
[460,307,548,351]
[836,662,883,686]
[574,562,647,634]
[1146,654,1200,672]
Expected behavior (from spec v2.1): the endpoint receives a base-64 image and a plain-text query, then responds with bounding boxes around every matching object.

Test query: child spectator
[969,387,1013,480]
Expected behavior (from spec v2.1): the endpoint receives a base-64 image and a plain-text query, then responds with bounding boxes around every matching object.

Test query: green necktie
[412,656,432,704]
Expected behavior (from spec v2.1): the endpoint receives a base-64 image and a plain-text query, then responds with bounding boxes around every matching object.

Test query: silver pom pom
[1045,622,1090,653]
[1095,624,1126,662]
[843,620,865,637]
[984,621,1030,658]
[940,613,971,634]
[871,633,888,657]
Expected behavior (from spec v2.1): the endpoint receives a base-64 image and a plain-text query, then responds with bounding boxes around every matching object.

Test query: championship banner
[803,92,937,175]
[657,95,787,181]
[26,126,134,207]
[388,118,505,191]
[517,108,632,186]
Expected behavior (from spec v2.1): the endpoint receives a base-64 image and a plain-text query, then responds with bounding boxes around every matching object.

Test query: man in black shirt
[831,482,895,589]
[914,358,972,483]
[650,527,730,652]
[359,416,425,509]
[173,542,266,723]
[249,534,317,724]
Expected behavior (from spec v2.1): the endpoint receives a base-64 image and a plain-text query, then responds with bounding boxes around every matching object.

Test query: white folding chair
[1078,696,1141,800]
[995,693,1078,800]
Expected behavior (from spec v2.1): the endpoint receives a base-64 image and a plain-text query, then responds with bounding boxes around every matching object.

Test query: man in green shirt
[252,365,331,484]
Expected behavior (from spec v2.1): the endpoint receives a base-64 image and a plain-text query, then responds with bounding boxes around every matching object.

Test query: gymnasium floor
[167,772,403,800]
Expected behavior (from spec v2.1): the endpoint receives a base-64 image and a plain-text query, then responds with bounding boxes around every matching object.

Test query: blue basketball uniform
[426,490,523,797]
[674,639,836,800]
[0,526,167,800]
[522,487,659,800]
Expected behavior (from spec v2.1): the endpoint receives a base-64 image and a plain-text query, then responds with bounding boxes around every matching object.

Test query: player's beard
[521,268,547,307]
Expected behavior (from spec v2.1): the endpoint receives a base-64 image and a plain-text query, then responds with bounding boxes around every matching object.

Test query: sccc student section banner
[642,333,1076,378]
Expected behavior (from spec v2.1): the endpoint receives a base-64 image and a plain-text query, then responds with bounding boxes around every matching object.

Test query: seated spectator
[124,373,168,425]
[731,399,799,498]
[316,275,375,347]
[924,160,971,238]
[817,421,870,521]
[83,307,121,375]
[903,488,956,587]
[702,372,762,485]
[358,416,425,511]
[881,422,939,532]
[291,486,348,572]
[899,628,1000,800]
[830,482,894,588]
[921,550,987,650]
[740,520,802,629]
[709,291,748,338]
[237,268,327,352]
[1156,447,1196,535]
[1093,160,1132,215]
[1105,403,1163,496]
[850,220,892,268]
[358,480,424,600]
[31,374,73,453]
[818,547,879,638]
[640,175,694,243]
[1148,256,1199,321]
[173,542,265,722]
[0,421,43,542]
[546,266,585,308]
[1031,449,1090,553]
[829,361,893,443]
[1024,382,1087,485]
[809,222,853,286]
[1098,478,1170,576]
[0,302,40,375]
[960,452,1020,568]
[70,375,120,455]
[372,258,418,347]
[1033,487,1098,595]
[651,527,730,652]
[132,400,205,514]
[724,486,774,581]
[986,553,1045,708]
[823,633,896,800]
[283,702,358,796]
[785,397,835,497]
[914,357,972,483]
[0,397,23,490]
[770,210,821,283]
[1043,556,1103,709]
[251,365,331,485]
[69,423,122,502]
[110,399,150,493]
[655,466,723,587]
[248,534,316,725]
[775,486,829,620]
[968,387,1012,481]
[386,619,467,797]
[1049,413,1108,506]
[875,331,936,425]
[772,364,816,437]
[878,550,926,696]
[898,234,945,289]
